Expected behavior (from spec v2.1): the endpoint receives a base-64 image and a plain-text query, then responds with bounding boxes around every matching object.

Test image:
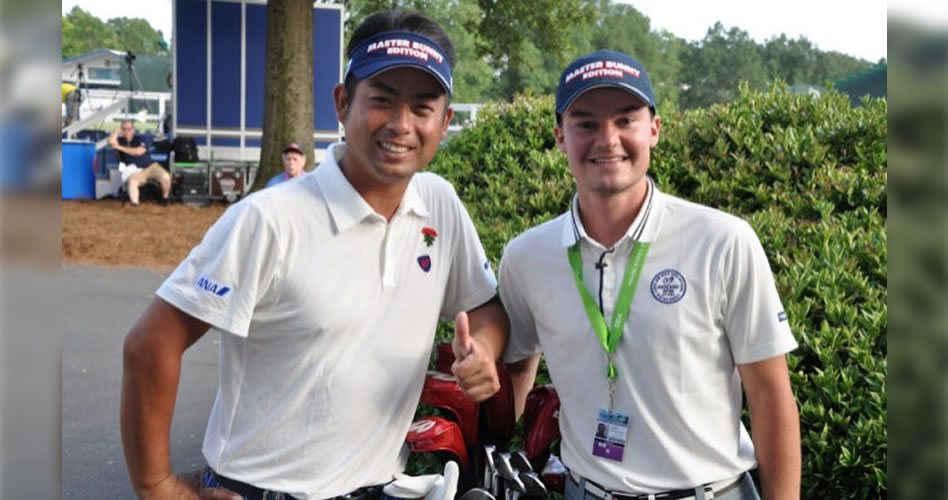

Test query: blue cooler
[62,140,96,199]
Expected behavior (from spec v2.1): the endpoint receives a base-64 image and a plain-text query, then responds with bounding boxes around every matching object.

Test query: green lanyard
[567,240,650,407]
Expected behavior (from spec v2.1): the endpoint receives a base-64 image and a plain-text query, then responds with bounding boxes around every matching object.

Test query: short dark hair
[555,106,655,126]
[343,9,456,101]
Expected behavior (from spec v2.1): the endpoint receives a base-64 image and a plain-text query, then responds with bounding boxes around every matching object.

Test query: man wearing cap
[500,50,800,500]
[265,142,308,188]
[121,9,507,500]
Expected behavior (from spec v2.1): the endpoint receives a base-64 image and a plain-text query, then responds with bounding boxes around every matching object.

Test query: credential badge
[650,269,686,304]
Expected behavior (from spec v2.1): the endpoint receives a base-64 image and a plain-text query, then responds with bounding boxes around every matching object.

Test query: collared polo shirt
[117,134,154,167]
[500,178,796,493]
[157,143,496,499]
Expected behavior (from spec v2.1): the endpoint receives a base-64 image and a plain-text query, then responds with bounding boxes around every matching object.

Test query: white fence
[64,89,172,128]
[448,103,484,134]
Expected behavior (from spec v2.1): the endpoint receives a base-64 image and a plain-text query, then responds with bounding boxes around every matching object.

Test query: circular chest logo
[650,269,687,304]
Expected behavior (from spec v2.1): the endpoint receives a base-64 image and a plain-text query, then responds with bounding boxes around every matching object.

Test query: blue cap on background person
[555,49,655,114]
[344,30,453,95]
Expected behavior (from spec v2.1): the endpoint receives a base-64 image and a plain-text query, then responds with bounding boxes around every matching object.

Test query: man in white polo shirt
[120,10,508,500]
[500,50,800,500]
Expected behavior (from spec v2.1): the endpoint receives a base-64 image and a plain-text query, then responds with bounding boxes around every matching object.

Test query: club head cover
[540,453,566,494]
[420,371,479,448]
[405,417,470,469]
[435,341,455,374]
[522,385,561,460]
[383,472,442,498]
[481,361,516,442]
[429,460,459,500]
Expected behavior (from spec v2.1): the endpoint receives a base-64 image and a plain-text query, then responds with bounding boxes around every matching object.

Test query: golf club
[509,450,532,473]
[518,471,547,498]
[493,450,526,498]
[458,488,496,500]
[483,444,498,493]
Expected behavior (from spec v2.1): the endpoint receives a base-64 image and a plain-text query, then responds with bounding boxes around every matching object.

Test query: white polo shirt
[500,178,797,493]
[157,143,497,499]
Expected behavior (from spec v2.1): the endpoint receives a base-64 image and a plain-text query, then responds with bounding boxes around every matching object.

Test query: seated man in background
[265,142,307,188]
[109,120,171,206]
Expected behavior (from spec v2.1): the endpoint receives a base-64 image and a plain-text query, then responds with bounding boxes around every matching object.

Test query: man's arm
[108,131,147,157]
[506,353,541,420]
[121,297,235,499]
[738,355,801,500]
[451,297,509,402]
[113,142,148,157]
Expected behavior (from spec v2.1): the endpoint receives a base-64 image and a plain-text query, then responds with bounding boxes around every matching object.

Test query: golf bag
[408,340,572,498]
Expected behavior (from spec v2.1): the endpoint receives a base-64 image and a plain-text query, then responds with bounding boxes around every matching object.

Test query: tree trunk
[258,0,314,190]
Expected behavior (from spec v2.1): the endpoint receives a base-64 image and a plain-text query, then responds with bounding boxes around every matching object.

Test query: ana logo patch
[650,269,686,304]
[195,275,232,297]
[417,254,432,272]
[778,311,788,322]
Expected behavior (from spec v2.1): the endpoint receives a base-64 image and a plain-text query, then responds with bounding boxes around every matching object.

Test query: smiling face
[554,87,660,202]
[282,151,305,178]
[333,67,453,194]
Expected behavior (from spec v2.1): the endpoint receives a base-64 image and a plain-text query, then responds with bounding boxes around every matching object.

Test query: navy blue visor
[344,30,452,95]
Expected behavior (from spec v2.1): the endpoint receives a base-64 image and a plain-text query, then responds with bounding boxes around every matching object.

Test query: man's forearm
[749,394,801,499]
[740,357,801,500]
[120,299,209,496]
[506,354,540,420]
[113,144,146,157]
[120,335,184,493]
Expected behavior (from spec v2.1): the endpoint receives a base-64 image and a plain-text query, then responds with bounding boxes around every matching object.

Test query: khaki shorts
[126,163,169,185]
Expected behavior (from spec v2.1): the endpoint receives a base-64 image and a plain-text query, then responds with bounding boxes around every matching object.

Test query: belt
[203,467,384,500]
[568,470,743,500]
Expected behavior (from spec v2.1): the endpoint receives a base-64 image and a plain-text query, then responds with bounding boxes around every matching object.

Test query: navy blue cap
[555,50,655,114]
[344,30,453,95]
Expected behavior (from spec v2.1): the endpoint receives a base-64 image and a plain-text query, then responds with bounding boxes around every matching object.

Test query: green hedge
[426,82,887,497]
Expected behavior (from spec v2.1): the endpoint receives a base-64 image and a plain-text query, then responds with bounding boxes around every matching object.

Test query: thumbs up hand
[451,311,500,402]
[452,310,473,359]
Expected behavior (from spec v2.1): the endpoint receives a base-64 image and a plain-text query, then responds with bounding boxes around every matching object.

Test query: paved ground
[62,264,220,499]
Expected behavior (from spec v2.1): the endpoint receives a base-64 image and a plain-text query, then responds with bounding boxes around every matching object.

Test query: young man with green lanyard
[499,50,801,500]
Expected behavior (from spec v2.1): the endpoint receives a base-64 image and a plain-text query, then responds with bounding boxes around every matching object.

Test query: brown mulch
[62,199,230,270]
